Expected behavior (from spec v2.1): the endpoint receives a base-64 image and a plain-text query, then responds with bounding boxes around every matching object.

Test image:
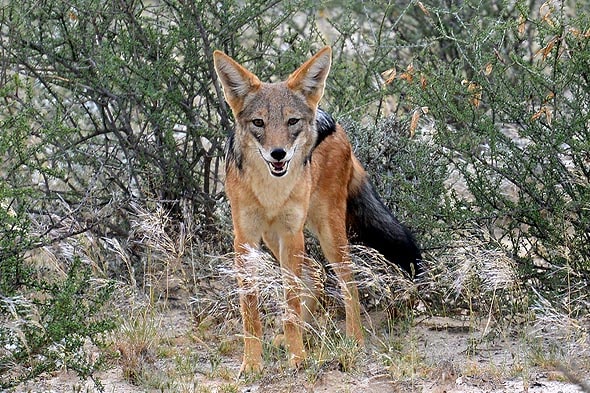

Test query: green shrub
[0,255,116,389]
[0,52,115,392]
[382,0,590,285]
[345,116,451,253]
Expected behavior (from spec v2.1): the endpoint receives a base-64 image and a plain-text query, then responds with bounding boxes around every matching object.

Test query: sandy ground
[13,307,590,393]
[13,366,587,393]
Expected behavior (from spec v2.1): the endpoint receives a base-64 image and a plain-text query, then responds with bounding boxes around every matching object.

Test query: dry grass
[12,204,589,392]
[115,305,160,385]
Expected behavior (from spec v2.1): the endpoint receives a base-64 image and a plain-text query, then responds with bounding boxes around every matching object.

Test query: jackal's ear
[213,51,261,112]
[287,46,332,107]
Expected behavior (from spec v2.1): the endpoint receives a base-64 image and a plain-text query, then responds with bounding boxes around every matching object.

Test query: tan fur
[214,47,363,375]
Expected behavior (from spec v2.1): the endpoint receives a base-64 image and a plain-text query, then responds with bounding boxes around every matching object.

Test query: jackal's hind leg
[317,229,363,344]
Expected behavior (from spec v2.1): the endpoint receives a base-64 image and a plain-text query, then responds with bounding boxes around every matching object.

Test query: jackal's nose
[270,148,287,161]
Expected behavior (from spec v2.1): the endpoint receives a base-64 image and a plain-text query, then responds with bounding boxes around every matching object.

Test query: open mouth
[266,160,290,177]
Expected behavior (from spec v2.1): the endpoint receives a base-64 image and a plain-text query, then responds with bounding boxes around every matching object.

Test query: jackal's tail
[346,160,422,278]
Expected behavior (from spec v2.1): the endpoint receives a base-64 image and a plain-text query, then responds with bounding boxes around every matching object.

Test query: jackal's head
[213,47,331,178]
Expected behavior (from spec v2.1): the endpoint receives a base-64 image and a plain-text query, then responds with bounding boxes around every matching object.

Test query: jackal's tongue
[272,162,285,170]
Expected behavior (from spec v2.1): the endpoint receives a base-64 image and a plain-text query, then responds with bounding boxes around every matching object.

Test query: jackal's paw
[239,358,263,377]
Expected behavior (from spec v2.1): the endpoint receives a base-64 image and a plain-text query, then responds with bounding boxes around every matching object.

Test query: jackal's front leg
[235,244,263,375]
[278,231,306,368]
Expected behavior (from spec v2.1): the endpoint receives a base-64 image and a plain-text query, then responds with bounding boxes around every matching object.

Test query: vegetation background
[1,0,588,391]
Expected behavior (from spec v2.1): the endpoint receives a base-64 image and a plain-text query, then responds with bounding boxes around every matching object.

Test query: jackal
[213,46,421,374]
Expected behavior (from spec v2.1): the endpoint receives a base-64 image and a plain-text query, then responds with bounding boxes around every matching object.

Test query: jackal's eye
[252,119,264,127]
[287,118,300,126]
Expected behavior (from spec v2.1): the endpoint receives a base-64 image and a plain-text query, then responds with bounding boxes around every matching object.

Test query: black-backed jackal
[213,47,421,374]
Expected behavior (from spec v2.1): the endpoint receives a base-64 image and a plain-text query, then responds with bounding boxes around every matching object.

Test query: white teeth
[266,160,289,177]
